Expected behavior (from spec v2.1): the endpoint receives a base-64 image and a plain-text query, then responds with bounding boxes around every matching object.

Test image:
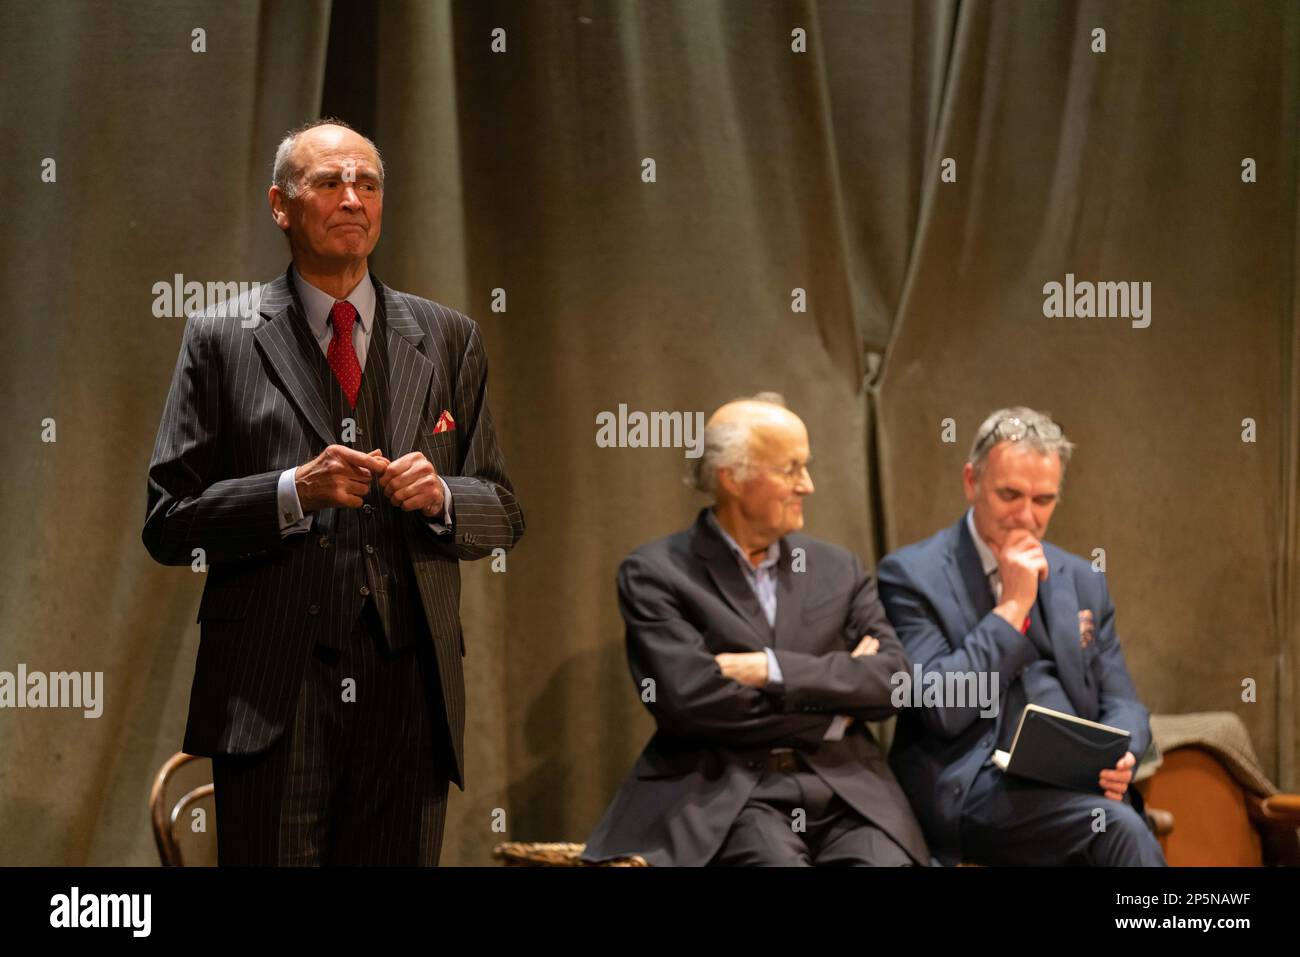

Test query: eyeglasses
[972,416,1062,457]
[754,458,813,484]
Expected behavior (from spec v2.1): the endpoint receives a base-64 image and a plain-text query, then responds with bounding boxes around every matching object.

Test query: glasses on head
[755,458,813,484]
[972,416,1062,457]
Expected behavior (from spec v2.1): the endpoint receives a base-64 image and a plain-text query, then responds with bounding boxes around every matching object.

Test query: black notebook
[991,704,1131,793]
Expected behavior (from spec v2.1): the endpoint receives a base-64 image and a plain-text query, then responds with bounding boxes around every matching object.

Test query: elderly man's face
[963,442,1062,551]
[723,414,814,543]
[270,125,383,266]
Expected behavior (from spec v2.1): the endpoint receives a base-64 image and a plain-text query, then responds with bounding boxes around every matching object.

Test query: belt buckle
[769,750,800,774]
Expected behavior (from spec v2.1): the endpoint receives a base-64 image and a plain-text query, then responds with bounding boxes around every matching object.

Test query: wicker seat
[492,841,647,866]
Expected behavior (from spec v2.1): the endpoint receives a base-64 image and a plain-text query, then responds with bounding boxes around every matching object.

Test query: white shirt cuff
[276,467,313,536]
[824,714,851,741]
[763,647,784,690]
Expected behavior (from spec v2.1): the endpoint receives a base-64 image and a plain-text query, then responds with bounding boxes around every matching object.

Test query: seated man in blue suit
[877,406,1165,866]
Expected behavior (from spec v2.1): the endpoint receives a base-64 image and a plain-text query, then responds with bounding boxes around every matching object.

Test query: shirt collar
[706,508,781,573]
[292,263,376,342]
[965,508,999,577]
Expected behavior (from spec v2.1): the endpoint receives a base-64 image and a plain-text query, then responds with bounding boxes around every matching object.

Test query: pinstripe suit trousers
[210,597,449,865]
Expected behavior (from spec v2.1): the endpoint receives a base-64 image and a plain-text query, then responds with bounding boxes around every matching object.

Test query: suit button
[364,544,375,554]
[360,585,371,597]
[953,784,962,796]
[363,504,373,515]
[308,604,320,615]
[318,536,330,549]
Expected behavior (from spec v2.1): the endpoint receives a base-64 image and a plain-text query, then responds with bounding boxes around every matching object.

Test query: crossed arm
[620,553,909,748]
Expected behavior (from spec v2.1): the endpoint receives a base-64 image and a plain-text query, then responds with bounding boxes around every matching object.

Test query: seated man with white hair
[877,406,1166,866]
[582,393,931,866]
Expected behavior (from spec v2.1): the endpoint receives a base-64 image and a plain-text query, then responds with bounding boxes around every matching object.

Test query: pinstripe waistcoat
[310,293,428,653]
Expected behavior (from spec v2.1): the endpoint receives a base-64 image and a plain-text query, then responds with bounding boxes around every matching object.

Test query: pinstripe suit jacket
[143,265,524,788]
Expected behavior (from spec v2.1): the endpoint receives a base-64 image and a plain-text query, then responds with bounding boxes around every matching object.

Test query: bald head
[694,395,814,550]
[272,121,384,200]
[706,399,807,472]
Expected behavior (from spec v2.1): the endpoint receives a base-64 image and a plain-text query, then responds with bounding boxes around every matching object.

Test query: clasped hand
[294,443,444,519]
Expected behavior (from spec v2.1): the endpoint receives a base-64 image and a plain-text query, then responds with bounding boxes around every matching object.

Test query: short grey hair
[689,392,788,494]
[271,117,385,200]
[968,406,1074,479]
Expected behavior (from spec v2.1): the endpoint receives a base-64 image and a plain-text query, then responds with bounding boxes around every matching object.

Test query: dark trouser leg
[712,754,914,866]
[960,762,1167,866]
[331,600,450,866]
[211,641,344,866]
[810,801,915,866]
[792,762,913,866]
[710,770,814,866]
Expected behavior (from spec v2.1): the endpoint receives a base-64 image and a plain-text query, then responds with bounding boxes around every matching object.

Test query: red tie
[327,301,362,407]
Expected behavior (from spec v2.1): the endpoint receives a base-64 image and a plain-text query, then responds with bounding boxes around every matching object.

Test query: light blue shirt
[705,508,780,627]
[705,509,848,742]
[276,266,452,536]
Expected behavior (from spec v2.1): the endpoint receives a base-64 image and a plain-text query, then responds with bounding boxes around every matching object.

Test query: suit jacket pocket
[417,430,459,472]
[421,430,459,451]
[196,584,254,623]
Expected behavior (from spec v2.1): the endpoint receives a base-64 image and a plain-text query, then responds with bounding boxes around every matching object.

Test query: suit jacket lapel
[252,267,337,448]
[771,536,811,649]
[945,517,994,639]
[376,279,434,459]
[691,510,773,646]
[251,268,437,458]
[1038,559,1093,718]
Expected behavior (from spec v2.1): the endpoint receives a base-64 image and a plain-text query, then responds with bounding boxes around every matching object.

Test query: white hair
[689,392,788,493]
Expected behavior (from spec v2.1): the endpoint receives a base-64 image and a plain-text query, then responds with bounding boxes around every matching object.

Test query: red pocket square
[432,410,456,433]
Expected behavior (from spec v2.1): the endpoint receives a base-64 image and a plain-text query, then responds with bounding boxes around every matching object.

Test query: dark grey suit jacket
[582,508,931,866]
[142,265,524,788]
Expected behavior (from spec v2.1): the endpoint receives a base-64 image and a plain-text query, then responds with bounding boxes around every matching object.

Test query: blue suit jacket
[876,516,1152,865]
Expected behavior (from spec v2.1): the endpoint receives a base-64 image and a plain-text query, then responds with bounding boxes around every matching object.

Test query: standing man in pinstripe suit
[143,119,525,865]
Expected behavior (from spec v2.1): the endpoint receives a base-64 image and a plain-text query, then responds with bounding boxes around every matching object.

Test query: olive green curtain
[1,0,1294,866]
